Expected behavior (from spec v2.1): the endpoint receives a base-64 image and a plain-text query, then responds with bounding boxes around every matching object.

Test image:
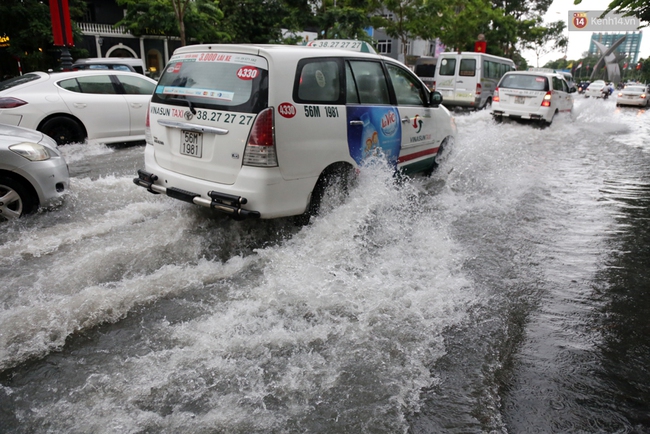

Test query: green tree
[116,0,226,45]
[0,0,87,75]
[522,21,568,67]
[217,0,289,43]
[575,0,650,24]
[371,0,433,60]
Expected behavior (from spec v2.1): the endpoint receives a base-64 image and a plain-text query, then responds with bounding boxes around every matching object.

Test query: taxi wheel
[294,164,354,226]
[0,176,38,221]
[40,116,86,146]
[425,138,450,176]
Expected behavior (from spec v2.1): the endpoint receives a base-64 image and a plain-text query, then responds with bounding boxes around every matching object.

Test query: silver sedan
[0,123,69,221]
[616,85,650,107]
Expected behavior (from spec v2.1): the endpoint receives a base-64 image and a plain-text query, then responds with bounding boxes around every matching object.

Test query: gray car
[0,123,69,220]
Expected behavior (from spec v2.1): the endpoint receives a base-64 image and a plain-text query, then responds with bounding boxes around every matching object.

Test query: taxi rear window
[499,74,549,92]
[152,53,269,114]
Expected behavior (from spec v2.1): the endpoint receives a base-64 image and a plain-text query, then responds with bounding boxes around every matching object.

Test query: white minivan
[134,42,457,222]
[491,71,575,125]
[434,52,515,110]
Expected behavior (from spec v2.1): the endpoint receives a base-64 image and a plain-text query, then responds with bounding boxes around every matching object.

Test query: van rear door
[453,57,478,105]
[149,52,268,185]
[435,55,457,101]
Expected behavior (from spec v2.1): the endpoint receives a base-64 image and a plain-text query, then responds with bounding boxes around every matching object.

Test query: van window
[347,60,390,105]
[499,74,549,92]
[386,64,426,106]
[295,60,340,103]
[459,59,476,77]
[152,54,269,114]
[438,58,456,76]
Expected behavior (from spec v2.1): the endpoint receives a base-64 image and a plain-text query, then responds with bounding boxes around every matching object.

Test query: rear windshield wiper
[170,97,196,115]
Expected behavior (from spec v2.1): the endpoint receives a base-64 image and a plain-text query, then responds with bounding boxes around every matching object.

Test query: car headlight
[9,142,51,161]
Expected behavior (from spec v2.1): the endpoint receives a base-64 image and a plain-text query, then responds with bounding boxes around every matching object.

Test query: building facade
[77,0,182,78]
[588,32,642,65]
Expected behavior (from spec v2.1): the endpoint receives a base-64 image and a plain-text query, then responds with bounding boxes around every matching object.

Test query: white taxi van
[491,70,574,126]
[134,41,456,222]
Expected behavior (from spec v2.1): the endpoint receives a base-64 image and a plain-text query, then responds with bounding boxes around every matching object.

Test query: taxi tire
[425,138,449,176]
[40,116,85,146]
[0,176,38,221]
[294,163,354,226]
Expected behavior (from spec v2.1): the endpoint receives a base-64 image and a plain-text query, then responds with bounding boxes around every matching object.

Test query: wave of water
[1,98,649,432]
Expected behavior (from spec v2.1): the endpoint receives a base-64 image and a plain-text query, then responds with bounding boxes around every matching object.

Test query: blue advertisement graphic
[346,106,402,168]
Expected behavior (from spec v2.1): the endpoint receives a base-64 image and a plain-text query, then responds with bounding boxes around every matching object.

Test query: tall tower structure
[589,32,642,64]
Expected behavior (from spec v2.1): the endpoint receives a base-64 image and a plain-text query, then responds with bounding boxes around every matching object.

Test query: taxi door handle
[349,120,364,126]
[73,103,86,108]
[401,117,411,123]
[131,103,143,108]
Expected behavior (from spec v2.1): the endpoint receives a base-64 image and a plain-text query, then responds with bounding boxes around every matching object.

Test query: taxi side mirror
[430,91,443,108]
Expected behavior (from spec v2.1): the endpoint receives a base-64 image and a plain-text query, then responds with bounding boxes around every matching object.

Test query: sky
[522,0,650,67]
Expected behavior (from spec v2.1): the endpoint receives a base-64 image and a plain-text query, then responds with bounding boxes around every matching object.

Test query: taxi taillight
[476,83,482,96]
[144,102,153,146]
[244,107,277,167]
[493,87,500,102]
[145,102,153,145]
[541,91,552,107]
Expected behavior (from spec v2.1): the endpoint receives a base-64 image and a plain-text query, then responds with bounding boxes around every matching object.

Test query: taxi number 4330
[181,130,202,158]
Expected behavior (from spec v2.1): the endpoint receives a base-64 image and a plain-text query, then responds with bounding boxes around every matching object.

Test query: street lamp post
[49,0,75,70]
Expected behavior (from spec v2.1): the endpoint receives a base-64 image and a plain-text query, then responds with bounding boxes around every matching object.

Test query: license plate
[180,130,202,158]
[515,96,525,104]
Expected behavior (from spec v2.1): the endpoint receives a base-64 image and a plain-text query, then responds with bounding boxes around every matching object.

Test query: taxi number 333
[304,105,339,118]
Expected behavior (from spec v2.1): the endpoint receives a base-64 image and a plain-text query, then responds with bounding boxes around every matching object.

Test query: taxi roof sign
[303,39,377,54]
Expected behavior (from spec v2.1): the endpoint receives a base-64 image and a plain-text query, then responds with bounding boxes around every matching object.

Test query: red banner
[50,0,74,47]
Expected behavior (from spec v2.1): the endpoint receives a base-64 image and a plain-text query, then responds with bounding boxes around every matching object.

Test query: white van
[434,52,515,109]
[134,42,457,223]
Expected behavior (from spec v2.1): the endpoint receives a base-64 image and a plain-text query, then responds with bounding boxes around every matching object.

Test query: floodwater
[1,98,649,433]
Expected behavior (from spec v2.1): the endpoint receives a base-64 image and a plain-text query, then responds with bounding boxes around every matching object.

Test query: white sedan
[616,85,650,107]
[584,80,611,99]
[0,70,156,146]
[0,123,69,221]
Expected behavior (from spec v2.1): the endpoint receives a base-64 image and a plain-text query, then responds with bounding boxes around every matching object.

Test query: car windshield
[499,74,549,91]
[625,86,645,92]
[0,73,41,91]
[589,81,605,88]
[152,52,269,114]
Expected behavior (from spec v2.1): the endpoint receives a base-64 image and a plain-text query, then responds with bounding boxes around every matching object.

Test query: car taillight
[476,83,482,96]
[493,87,500,102]
[541,91,552,107]
[243,107,277,167]
[432,80,436,91]
[618,92,623,97]
[0,97,27,109]
[145,102,153,145]
[641,94,647,99]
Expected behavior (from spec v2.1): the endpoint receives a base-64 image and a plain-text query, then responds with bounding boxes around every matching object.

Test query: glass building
[588,32,642,64]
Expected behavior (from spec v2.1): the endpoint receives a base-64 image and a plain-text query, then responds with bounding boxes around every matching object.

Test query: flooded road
[1,98,649,433]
